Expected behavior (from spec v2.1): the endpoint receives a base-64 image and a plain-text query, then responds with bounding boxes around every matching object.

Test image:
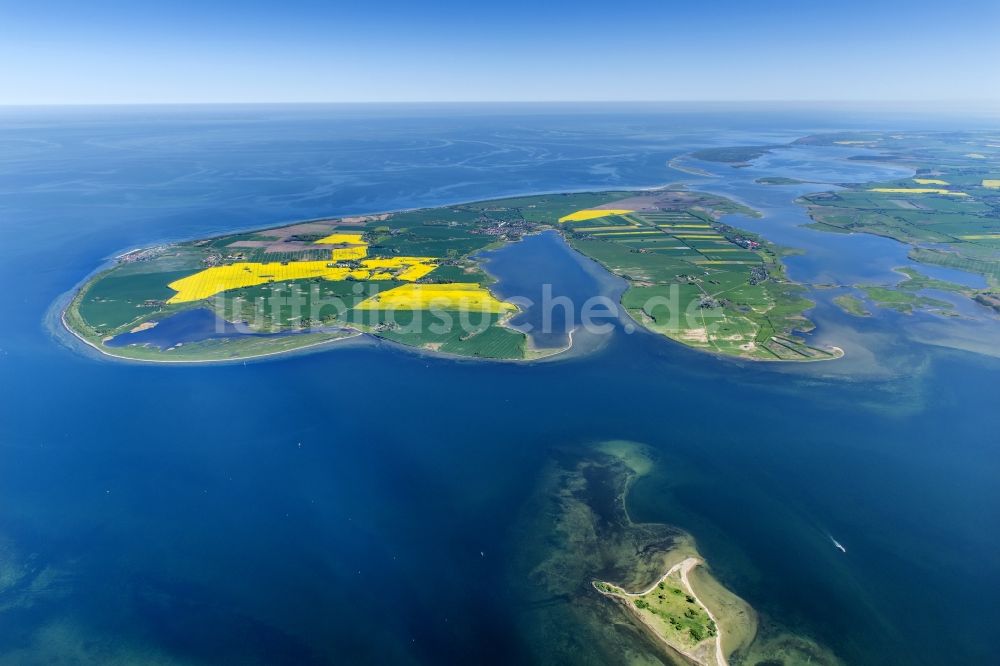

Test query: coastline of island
[59,187,844,364]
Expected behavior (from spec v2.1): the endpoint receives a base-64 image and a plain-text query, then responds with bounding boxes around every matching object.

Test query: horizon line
[3,99,1000,109]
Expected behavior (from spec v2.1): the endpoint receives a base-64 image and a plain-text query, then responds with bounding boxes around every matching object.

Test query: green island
[688,146,777,167]
[755,176,808,186]
[512,440,842,666]
[63,188,842,363]
[855,285,953,315]
[832,294,871,317]
[834,268,978,317]
[594,559,724,666]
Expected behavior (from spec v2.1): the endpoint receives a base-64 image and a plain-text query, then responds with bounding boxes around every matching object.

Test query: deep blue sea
[0,104,998,664]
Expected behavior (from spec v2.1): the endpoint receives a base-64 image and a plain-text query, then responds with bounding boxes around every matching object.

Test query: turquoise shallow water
[0,105,998,664]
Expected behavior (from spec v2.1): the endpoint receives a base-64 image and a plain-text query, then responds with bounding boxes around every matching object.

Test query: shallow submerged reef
[510,440,842,666]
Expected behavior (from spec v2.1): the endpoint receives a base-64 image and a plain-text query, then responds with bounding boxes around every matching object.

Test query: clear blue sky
[2,0,998,104]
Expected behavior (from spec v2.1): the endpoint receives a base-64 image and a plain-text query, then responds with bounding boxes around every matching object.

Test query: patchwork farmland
[65,189,839,362]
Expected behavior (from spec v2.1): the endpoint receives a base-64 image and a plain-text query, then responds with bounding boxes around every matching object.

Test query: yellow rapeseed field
[167,261,351,303]
[316,232,366,245]
[568,225,640,232]
[361,257,428,269]
[982,180,1000,189]
[559,209,634,223]
[360,257,439,280]
[167,255,440,303]
[397,263,437,281]
[959,234,1000,240]
[913,178,949,185]
[330,246,369,260]
[354,283,515,313]
[592,230,663,236]
[870,188,968,196]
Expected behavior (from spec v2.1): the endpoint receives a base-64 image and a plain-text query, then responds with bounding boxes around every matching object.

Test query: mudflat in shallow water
[1,105,998,664]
